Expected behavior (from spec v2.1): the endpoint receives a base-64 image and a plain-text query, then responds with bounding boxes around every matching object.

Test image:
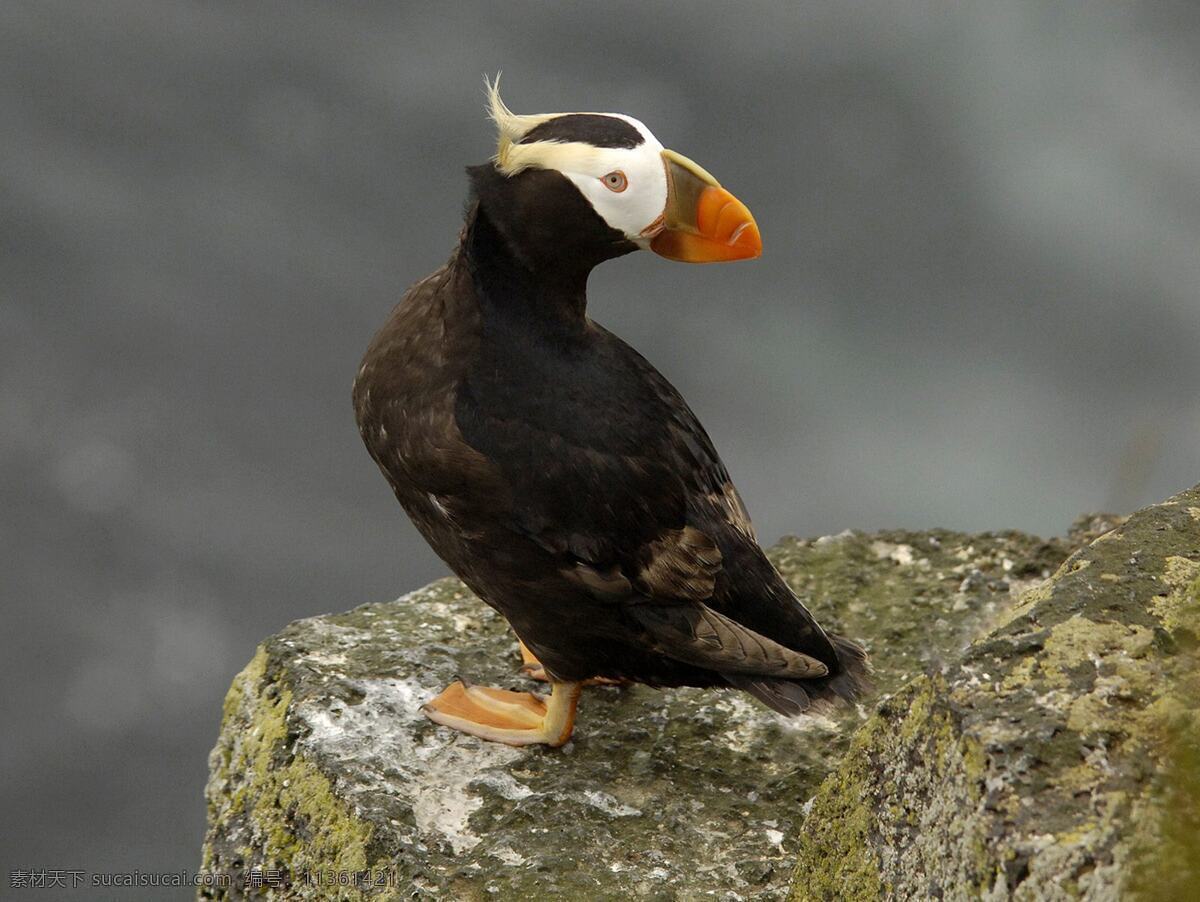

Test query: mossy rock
[201,523,1072,900]
[790,486,1200,901]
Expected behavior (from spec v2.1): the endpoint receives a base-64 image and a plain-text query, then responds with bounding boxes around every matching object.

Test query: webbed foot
[422,679,582,747]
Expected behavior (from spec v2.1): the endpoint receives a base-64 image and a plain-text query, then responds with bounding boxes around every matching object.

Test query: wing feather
[636,525,722,601]
[629,602,829,678]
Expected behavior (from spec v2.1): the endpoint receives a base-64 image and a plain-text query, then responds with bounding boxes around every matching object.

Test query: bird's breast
[353,269,489,494]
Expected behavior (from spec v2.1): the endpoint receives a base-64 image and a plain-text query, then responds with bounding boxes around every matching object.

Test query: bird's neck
[460,202,591,339]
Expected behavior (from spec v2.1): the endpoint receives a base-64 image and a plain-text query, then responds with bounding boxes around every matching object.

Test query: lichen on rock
[790,486,1200,901]
[201,526,1067,899]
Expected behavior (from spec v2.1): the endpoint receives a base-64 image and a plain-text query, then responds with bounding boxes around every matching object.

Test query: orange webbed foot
[421,679,581,747]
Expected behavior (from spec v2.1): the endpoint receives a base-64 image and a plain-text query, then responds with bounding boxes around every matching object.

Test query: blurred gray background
[3,0,1198,893]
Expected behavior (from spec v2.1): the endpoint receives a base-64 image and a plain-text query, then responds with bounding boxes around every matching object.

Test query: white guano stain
[579,790,641,817]
[295,673,524,855]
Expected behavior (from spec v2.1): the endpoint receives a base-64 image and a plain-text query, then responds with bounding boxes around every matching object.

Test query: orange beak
[647,149,762,263]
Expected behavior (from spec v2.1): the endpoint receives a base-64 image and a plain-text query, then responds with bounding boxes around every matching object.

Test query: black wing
[455,322,754,604]
[452,323,861,700]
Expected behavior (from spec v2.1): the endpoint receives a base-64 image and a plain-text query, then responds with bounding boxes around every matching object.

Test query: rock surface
[201,489,1200,901]
[202,522,1073,900]
[790,486,1200,901]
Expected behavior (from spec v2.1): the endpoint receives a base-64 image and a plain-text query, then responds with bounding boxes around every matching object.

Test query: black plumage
[353,136,868,730]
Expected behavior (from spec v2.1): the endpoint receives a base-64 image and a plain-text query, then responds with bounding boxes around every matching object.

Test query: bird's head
[470,80,762,270]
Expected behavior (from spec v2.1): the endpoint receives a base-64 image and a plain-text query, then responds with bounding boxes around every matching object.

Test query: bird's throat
[463,202,592,338]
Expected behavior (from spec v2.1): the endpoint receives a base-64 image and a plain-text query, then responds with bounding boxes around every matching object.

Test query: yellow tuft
[484,74,558,173]
[483,75,641,177]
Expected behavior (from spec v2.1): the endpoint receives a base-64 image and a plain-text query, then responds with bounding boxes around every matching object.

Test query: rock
[202,525,1069,900]
[790,486,1200,901]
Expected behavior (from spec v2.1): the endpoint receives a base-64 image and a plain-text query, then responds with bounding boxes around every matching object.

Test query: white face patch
[552,117,668,242]
[497,121,668,241]
[485,85,669,241]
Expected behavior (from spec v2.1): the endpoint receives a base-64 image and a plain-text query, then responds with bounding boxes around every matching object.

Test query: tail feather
[725,632,872,716]
[723,673,813,715]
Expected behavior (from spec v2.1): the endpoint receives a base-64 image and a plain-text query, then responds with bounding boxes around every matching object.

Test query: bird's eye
[601,171,628,193]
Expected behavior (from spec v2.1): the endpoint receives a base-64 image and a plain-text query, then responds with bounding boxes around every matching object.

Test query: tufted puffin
[353,81,870,747]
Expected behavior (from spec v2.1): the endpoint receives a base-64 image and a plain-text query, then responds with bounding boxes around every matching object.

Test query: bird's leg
[421,679,582,747]
[517,638,548,681]
[515,638,627,687]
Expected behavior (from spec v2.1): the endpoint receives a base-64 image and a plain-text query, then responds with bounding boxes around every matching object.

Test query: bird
[352,80,870,747]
